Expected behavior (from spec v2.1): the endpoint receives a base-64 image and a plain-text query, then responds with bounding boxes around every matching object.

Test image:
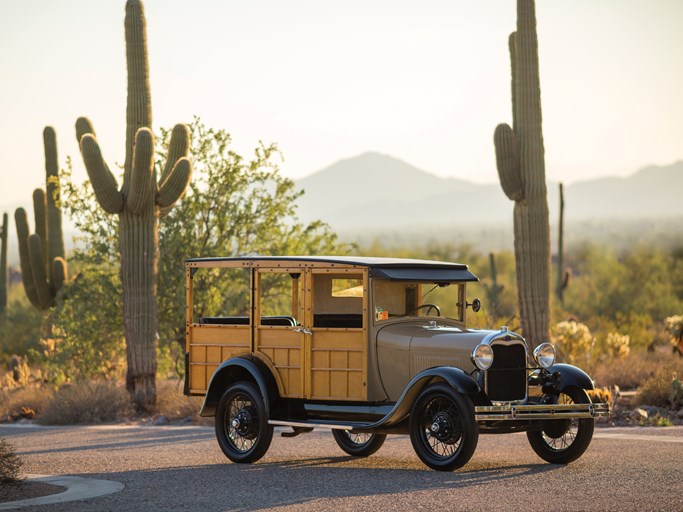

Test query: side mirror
[467,298,481,313]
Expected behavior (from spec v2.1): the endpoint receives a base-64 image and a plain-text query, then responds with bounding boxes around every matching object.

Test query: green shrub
[552,320,593,365]
[0,437,22,483]
[38,381,132,425]
[636,365,683,407]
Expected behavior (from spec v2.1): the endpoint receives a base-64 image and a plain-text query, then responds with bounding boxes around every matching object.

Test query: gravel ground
[0,423,681,511]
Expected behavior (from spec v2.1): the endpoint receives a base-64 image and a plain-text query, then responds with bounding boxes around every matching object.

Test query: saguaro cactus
[493,0,550,349]
[0,213,8,314]
[556,182,570,304]
[76,0,192,411]
[14,127,68,310]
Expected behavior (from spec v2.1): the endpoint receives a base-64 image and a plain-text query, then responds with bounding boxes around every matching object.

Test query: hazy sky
[1,0,682,210]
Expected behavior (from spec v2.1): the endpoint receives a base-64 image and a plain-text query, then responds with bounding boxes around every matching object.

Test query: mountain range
[294,152,683,230]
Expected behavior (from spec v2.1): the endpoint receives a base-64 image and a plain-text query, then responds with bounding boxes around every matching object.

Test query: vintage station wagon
[184,256,609,471]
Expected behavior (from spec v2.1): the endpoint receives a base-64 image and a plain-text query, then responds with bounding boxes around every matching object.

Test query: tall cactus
[493,0,550,349]
[0,213,8,314]
[75,0,192,411]
[14,127,68,310]
[556,182,570,304]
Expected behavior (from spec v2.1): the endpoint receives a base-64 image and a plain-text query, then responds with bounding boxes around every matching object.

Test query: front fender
[369,366,480,429]
[199,357,276,417]
[547,363,595,392]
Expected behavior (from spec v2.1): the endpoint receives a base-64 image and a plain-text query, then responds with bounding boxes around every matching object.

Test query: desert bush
[552,320,593,365]
[38,381,132,425]
[635,364,683,407]
[0,293,43,366]
[604,332,630,359]
[0,385,52,422]
[156,380,203,420]
[0,437,22,483]
[589,349,679,390]
[665,315,683,354]
[34,264,126,385]
[587,387,615,408]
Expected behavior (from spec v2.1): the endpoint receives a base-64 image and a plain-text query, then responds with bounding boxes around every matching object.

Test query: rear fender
[200,357,277,417]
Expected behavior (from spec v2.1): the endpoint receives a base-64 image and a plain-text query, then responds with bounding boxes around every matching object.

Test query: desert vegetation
[1,0,681,428]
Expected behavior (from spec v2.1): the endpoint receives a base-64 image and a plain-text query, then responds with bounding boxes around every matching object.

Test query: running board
[269,419,361,431]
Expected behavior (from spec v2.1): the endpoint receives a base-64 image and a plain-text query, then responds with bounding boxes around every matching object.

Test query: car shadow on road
[70,457,561,511]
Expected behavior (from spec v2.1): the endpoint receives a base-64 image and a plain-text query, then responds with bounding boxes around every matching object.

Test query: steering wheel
[411,303,441,316]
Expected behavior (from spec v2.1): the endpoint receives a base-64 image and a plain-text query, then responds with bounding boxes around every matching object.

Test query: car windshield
[372,280,464,322]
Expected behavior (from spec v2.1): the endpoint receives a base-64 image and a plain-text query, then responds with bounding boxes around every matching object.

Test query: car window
[312,273,364,329]
[373,280,465,322]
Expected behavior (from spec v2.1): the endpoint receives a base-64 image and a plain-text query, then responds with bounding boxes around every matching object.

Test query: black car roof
[186,256,479,282]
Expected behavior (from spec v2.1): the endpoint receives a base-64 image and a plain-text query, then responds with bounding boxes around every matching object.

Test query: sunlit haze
[1,0,682,210]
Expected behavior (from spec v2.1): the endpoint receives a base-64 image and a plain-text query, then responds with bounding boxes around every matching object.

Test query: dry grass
[635,366,683,408]
[0,386,52,423]
[589,348,683,390]
[37,381,132,425]
[156,380,204,421]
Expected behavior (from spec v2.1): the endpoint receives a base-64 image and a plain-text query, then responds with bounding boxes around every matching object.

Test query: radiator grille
[487,344,527,402]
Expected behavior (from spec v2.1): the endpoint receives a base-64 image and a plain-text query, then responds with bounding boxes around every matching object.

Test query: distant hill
[294,152,683,229]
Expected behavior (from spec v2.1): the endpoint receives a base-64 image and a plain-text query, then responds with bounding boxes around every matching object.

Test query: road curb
[0,475,124,510]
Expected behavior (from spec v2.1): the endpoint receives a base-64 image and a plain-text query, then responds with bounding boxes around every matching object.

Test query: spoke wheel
[409,383,478,471]
[215,381,273,463]
[332,430,386,457]
[527,386,594,464]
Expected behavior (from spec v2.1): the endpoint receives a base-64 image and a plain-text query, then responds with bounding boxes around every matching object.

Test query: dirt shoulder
[0,481,65,504]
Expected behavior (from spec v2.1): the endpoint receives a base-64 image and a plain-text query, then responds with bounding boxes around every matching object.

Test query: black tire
[409,383,479,471]
[332,430,387,457]
[527,386,595,464]
[215,381,273,463]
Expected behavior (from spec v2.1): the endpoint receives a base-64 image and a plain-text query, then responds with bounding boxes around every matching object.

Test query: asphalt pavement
[1,423,681,511]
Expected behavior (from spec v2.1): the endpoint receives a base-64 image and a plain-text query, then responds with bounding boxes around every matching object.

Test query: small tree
[57,119,347,385]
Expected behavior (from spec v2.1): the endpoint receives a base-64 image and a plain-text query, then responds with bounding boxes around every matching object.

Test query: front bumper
[475,402,610,421]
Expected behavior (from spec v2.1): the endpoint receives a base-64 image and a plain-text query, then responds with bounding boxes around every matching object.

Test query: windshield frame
[371,279,467,326]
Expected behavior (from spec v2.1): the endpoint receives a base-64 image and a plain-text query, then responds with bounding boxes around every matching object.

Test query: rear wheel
[409,383,478,471]
[527,386,594,464]
[332,430,386,457]
[215,381,273,463]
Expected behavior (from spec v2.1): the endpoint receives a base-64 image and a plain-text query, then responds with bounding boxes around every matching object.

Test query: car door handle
[293,326,312,335]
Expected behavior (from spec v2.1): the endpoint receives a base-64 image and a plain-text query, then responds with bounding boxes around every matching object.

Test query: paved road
[1,423,682,511]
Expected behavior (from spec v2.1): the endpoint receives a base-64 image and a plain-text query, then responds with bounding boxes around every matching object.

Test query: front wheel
[332,430,386,457]
[527,386,595,464]
[409,383,479,471]
[215,381,273,463]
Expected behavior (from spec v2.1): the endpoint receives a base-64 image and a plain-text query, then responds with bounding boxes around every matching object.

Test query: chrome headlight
[533,343,556,369]
[471,344,494,371]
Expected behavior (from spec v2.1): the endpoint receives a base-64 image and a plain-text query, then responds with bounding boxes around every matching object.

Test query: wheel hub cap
[431,412,460,444]
[233,409,255,437]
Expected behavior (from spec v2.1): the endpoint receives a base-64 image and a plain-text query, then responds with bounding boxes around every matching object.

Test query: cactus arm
[494,124,524,201]
[508,32,517,131]
[159,124,191,186]
[32,189,47,270]
[75,116,96,143]
[157,158,192,208]
[0,213,7,312]
[52,257,68,296]
[127,128,156,214]
[123,0,152,188]
[80,135,124,214]
[27,234,54,308]
[14,209,41,308]
[44,127,66,270]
